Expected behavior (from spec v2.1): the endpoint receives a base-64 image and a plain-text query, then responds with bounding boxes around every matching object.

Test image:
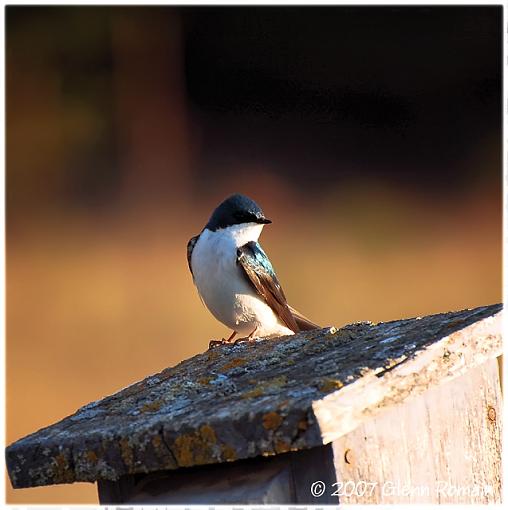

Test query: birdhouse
[6,304,502,504]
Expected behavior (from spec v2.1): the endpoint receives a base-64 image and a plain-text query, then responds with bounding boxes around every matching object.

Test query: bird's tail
[288,305,320,331]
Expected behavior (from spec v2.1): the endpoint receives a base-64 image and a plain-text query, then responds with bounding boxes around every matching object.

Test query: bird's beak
[257,217,272,225]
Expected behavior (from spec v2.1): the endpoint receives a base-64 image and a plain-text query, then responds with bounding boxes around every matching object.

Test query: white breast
[191,225,294,338]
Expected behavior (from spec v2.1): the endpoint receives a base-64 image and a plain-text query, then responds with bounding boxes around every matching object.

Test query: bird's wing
[288,305,320,331]
[187,234,200,278]
[237,241,300,333]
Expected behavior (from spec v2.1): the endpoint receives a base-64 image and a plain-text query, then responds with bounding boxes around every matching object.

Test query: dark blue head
[205,194,272,231]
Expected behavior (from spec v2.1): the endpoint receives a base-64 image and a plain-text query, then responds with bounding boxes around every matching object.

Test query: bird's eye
[234,211,251,223]
[233,210,259,224]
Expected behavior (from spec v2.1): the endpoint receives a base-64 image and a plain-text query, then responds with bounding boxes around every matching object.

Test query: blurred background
[6,5,501,503]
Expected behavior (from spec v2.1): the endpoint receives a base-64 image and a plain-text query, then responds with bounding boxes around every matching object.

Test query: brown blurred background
[6,5,502,503]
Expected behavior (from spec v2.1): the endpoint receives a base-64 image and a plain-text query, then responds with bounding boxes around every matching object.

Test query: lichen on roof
[5,303,502,489]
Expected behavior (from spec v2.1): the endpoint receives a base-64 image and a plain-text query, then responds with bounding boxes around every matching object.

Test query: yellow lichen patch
[197,375,213,385]
[242,387,265,399]
[382,356,406,370]
[263,411,283,430]
[267,375,288,387]
[53,453,74,483]
[173,434,195,466]
[275,439,291,454]
[172,424,218,467]
[119,438,134,468]
[140,400,163,413]
[220,357,247,371]
[85,450,98,463]
[319,379,344,392]
[242,375,288,399]
[298,418,308,430]
[221,444,237,462]
[199,424,216,443]
[151,435,162,449]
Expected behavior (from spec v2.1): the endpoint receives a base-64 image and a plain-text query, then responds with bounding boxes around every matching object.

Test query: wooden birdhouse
[6,304,502,504]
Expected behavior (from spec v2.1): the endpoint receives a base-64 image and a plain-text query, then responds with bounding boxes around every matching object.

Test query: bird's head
[205,194,271,232]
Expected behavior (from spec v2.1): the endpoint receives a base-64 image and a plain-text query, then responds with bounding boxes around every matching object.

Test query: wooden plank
[313,307,502,443]
[333,358,502,503]
[290,442,338,503]
[6,304,502,489]
[98,445,338,504]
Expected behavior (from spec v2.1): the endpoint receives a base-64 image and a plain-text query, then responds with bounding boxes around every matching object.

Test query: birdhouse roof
[6,303,502,489]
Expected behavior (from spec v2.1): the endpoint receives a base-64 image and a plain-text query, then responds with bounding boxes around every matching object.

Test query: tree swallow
[187,193,319,345]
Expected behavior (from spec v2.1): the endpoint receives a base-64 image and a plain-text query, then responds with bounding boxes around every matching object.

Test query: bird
[187,193,319,346]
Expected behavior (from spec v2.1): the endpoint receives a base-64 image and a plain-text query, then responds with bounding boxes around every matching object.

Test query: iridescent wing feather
[237,241,301,333]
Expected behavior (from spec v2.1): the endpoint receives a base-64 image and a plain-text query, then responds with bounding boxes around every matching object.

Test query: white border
[1,1,504,509]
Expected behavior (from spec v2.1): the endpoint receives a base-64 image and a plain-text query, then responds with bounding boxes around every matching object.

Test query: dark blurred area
[184,7,500,194]
[7,6,501,214]
[6,6,501,503]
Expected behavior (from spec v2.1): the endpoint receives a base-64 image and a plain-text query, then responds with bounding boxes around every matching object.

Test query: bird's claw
[233,336,258,345]
[208,334,255,349]
[208,337,235,349]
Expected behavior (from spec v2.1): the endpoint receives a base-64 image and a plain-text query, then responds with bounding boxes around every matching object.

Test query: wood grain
[333,358,502,503]
[98,444,338,504]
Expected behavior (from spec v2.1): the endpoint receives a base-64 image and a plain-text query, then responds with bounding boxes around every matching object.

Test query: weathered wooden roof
[6,304,502,489]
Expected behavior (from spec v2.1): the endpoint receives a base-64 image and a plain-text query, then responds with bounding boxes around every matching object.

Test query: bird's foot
[208,329,259,349]
[208,331,238,350]
[233,329,260,345]
[233,336,250,345]
[208,339,224,349]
